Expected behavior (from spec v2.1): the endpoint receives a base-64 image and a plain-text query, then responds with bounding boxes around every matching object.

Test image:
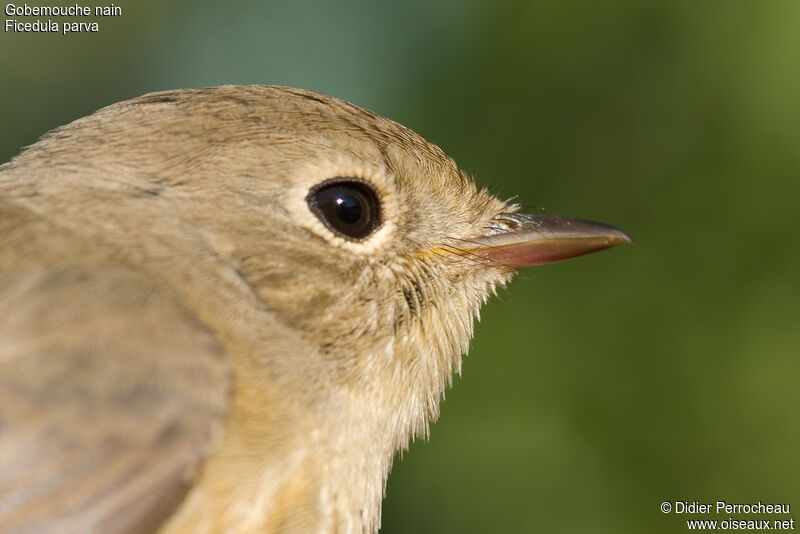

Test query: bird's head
[4,85,630,447]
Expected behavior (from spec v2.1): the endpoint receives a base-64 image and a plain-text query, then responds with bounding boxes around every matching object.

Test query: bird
[0,85,630,534]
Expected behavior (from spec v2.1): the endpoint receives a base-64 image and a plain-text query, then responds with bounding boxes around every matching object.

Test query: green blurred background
[2,1,798,532]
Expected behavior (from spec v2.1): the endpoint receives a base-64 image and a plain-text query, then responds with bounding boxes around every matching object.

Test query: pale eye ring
[306,178,382,241]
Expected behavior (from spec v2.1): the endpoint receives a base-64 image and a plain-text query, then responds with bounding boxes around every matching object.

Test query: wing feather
[0,201,232,534]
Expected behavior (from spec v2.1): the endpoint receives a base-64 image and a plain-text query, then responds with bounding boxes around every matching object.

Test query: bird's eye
[306,178,382,241]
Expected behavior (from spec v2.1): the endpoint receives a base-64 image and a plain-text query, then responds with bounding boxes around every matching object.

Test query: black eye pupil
[335,194,362,224]
[307,179,382,240]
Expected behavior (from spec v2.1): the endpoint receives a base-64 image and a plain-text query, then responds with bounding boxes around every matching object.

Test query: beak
[467,213,633,267]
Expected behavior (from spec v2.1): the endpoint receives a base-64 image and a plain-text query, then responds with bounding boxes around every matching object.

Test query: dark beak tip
[611,229,635,246]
